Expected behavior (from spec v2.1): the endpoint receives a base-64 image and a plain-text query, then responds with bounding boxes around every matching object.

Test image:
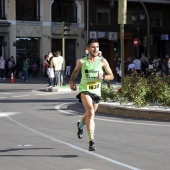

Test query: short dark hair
[53,50,61,56]
[87,38,99,46]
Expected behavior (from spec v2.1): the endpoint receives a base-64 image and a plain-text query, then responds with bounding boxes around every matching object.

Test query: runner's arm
[101,58,114,81]
[69,59,82,91]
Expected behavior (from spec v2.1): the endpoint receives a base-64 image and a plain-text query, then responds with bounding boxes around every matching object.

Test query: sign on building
[90,31,97,39]
[108,32,117,41]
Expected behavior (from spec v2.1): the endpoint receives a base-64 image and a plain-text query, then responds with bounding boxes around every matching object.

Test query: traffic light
[62,22,70,37]
[62,22,70,86]
[114,42,117,51]
[114,41,120,51]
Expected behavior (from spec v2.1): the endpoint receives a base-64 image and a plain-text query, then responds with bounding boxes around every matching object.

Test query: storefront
[16,37,40,60]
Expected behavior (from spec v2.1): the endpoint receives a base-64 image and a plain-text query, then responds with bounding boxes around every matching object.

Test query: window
[96,8,110,25]
[150,10,162,27]
[52,0,77,23]
[0,0,5,19]
[16,0,40,21]
[16,37,40,59]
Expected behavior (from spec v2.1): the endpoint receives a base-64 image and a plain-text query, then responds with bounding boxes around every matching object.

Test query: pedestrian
[47,52,54,87]
[15,59,22,78]
[164,57,170,75]
[140,54,149,76]
[128,60,136,75]
[50,50,63,87]
[31,61,38,78]
[43,55,49,78]
[69,38,114,151]
[83,49,89,58]
[115,62,121,83]
[22,57,29,82]
[65,56,71,77]
[0,56,6,79]
[133,56,141,74]
[8,57,15,77]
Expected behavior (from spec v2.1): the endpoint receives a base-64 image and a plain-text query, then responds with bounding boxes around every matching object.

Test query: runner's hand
[69,81,77,91]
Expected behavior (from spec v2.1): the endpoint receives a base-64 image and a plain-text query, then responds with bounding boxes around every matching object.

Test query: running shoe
[89,140,96,151]
[77,121,84,139]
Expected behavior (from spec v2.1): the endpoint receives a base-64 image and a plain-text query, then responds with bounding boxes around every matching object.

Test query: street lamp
[139,0,150,59]
[118,0,127,82]
[117,0,150,81]
[131,9,145,58]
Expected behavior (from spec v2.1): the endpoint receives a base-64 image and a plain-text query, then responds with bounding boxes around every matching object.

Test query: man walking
[50,50,63,87]
[69,39,114,151]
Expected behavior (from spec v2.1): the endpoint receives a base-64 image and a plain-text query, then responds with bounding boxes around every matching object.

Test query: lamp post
[118,0,127,82]
[131,8,145,58]
[117,0,149,81]
[139,0,150,59]
[86,0,89,43]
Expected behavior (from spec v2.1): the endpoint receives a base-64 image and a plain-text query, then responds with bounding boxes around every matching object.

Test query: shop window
[96,8,110,25]
[16,0,40,21]
[52,0,77,23]
[0,0,6,19]
[16,37,40,59]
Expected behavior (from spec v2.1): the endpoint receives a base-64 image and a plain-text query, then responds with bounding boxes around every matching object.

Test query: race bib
[87,81,100,90]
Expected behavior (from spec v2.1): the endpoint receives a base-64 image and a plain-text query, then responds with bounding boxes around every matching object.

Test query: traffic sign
[133,38,140,47]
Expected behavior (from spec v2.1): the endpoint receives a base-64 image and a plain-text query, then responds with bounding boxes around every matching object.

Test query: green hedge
[101,75,170,107]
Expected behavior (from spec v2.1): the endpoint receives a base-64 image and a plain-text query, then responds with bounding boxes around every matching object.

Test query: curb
[97,103,170,121]
[42,84,170,122]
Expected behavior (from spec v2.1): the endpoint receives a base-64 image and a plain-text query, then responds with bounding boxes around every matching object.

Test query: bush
[101,74,170,107]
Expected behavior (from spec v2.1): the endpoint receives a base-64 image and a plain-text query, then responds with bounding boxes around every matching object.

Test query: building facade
[0,0,170,74]
[87,0,170,72]
[0,0,86,72]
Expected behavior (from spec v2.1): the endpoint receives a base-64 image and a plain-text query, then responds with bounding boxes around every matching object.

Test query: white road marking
[0,112,19,117]
[35,93,52,96]
[55,102,170,128]
[0,97,6,99]
[17,144,33,147]
[12,95,30,98]
[78,169,95,170]
[24,144,34,147]
[3,112,140,170]
[1,93,14,95]
[32,90,42,93]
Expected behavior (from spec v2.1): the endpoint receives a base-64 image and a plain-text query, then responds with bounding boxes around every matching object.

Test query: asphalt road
[0,78,170,170]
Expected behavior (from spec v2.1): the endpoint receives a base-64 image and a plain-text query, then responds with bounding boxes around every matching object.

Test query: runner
[69,38,114,151]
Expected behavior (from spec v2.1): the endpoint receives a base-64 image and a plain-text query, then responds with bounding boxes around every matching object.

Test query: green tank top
[79,56,103,96]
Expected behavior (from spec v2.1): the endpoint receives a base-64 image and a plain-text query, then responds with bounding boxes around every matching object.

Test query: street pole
[118,0,127,82]
[62,22,66,85]
[139,0,150,59]
[87,0,89,43]
[137,26,140,58]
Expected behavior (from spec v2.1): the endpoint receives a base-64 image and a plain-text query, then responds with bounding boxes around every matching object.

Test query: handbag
[47,68,54,78]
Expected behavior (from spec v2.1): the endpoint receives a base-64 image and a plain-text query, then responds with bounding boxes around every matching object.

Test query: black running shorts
[76,91,101,104]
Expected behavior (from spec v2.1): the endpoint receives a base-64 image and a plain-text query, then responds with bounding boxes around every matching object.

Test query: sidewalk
[1,75,170,121]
